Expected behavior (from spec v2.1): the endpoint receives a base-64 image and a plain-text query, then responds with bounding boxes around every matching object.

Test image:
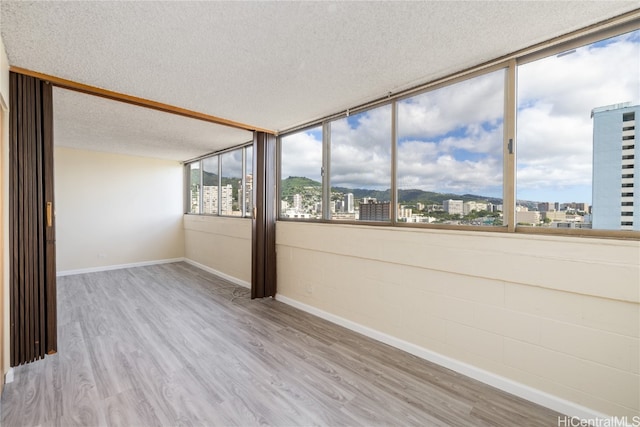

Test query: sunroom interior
[0,1,638,423]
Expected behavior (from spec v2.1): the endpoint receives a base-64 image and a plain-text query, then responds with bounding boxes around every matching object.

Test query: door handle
[46,202,52,227]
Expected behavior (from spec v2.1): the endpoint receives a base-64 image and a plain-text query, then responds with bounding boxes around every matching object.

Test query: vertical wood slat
[251,131,277,299]
[43,82,57,354]
[9,72,56,366]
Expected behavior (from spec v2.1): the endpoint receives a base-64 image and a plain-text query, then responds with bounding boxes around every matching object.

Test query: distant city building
[416,202,425,211]
[293,193,303,212]
[398,205,413,220]
[560,202,589,212]
[517,211,541,225]
[203,184,233,215]
[463,201,488,215]
[542,211,567,222]
[443,199,463,215]
[345,193,355,213]
[592,103,639,230]
[537,202,556,212]
[359,200,390,221]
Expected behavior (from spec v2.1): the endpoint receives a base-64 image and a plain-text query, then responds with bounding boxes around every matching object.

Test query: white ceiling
[1,1,638,161]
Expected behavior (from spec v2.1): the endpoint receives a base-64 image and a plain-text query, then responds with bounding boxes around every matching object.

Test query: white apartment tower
[591,103,639,231]
[293,193,303,212]
[345,193,355,213]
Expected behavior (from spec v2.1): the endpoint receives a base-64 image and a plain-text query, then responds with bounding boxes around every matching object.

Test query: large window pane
[188,162,201,214]
[330,105,392,221]
[202,156,219,215]
[517,30,640,231]
[397,70,505,226]
[221,150,243,216]
[280,126,323,219]
[245,146,253,217]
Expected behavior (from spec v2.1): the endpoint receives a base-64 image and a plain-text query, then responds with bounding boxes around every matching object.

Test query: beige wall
[55,147,185,272]
[184,215,251,286]
[276,221,640,419]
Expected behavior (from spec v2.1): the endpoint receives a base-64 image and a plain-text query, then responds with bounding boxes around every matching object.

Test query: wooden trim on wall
[10,67,275,135]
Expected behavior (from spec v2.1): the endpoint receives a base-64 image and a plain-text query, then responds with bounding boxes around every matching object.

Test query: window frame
[184,142,253,219]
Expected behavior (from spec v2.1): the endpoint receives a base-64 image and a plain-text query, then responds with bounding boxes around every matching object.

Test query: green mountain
[281,176,505,206]
[281,176,321,198]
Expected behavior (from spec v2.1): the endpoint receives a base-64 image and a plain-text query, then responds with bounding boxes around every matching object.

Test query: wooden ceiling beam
[10,66,275,134]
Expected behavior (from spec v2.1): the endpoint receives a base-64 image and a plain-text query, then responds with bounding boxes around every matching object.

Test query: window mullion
[504,59,517,232]
[322,121,332,220]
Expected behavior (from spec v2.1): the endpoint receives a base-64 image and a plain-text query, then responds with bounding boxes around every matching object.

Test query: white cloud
[330,105,392,189]
[397,69,505,139]
[281,128,322,181]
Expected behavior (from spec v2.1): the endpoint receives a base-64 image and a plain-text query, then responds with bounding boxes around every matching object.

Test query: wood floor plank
[1,262,563,426]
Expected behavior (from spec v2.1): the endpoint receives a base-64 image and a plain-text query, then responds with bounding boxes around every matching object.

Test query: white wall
[55,147,184,273]
[183,215,251,286]
[276,221,640,420]
[0,33,9,387]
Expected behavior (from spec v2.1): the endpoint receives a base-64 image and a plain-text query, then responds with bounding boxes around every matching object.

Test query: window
[277,24,639,236]
[188,162,201,214]
[186,144,252,218]
[330,105,392,222]
[517,29,639,231]
[397,69,505,226]
[280,126,323,219]
[202,156,219,214]
[245,146,253,217]
[220,150,243,216]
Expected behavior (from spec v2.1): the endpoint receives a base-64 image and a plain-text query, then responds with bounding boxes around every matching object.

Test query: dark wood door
[9,72,57,366]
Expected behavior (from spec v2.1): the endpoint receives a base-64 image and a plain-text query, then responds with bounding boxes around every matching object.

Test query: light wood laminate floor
[1,262,561,426]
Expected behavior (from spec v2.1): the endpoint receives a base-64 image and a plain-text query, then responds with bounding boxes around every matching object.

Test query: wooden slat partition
[9,72,56,366]
[251,131,277,299]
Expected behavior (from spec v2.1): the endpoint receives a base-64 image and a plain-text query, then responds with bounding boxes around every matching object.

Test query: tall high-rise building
[592,103,639,231]
[345,193,354,213]
[293,193,303,212]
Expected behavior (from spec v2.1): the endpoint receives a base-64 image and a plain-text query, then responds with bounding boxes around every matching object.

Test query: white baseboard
[275,294,614,424]
[4,368,13,384]
[57,258,185,277]
[183,258,250,289]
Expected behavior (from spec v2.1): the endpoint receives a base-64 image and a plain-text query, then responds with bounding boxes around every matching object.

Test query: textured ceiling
[53,88,253,161]
[1,1,638,161]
